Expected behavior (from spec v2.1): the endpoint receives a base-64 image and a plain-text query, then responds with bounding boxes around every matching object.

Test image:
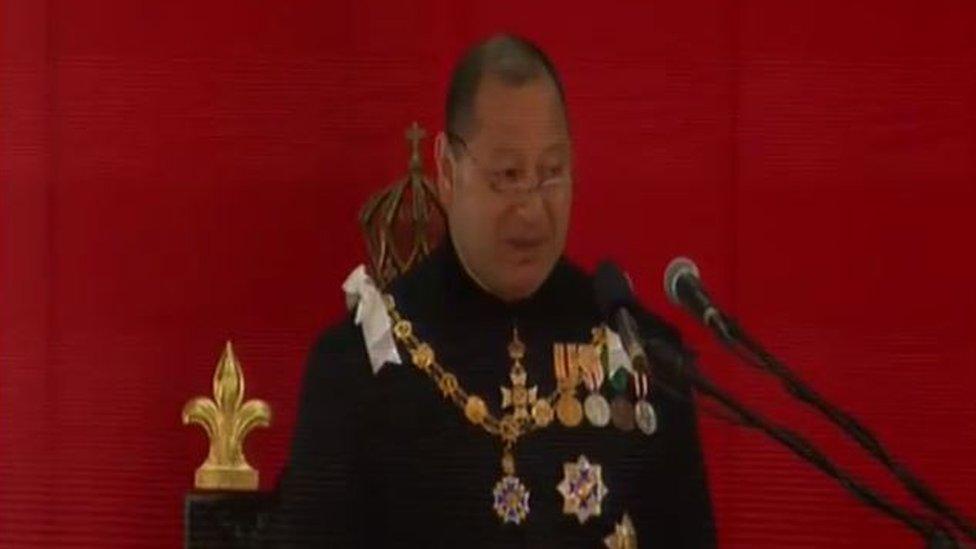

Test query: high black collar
[389,236,596,328]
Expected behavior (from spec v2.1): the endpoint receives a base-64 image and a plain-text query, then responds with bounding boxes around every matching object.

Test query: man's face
[436,75,572,302]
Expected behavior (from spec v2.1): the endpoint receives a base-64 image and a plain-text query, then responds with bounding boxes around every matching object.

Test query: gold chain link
[383,294,566,443]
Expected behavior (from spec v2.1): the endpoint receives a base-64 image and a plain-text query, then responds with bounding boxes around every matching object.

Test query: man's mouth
[505,237,546,252]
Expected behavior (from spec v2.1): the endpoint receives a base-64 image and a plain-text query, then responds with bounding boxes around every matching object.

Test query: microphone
[594,261,649,374]
[597,262,956,546]
[663,257,734,343]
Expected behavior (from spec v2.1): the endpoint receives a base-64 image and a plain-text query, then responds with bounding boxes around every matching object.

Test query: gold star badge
[556,454,608,524]
[604,513,638,549]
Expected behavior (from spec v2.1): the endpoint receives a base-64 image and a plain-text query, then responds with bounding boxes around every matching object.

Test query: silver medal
[584,392,611,427]
[634,399,657,435]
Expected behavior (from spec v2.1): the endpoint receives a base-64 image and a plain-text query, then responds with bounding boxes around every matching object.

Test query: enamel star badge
[493,474,530,525]
[556,454,608,524]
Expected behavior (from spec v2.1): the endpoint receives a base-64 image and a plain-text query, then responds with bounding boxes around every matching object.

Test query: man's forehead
[469,76,569,150]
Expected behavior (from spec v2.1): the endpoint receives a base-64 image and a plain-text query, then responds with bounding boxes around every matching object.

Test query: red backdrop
[2,1,974,547]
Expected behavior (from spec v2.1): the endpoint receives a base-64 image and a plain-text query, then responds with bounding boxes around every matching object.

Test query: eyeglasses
[447,132,571,195]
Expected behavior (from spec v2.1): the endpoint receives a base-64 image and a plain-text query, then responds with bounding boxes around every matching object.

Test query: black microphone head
[664,257,700,305]
[594,261,636,318]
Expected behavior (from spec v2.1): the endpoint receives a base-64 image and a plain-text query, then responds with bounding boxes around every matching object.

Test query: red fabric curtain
[2,1,974,546]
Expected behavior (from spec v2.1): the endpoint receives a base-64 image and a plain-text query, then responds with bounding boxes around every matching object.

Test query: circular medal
[610,395,635,432]
[556,394,583,427]
[584,392,611,427]
[531,399,554,428]
[634,399,657,435]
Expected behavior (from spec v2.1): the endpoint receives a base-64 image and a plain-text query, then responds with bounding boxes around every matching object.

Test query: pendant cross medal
[501,329,538,422]
[492,328,539,525]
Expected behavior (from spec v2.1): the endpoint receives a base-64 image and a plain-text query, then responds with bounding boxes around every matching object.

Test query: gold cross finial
[405,122,426,170]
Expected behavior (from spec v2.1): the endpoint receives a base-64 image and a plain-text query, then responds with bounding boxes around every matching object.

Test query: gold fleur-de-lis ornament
[182,341,271,490]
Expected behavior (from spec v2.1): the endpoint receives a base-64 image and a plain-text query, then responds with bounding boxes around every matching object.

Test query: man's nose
[511,188,547,221]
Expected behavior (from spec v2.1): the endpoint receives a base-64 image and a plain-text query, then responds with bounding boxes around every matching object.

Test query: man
[269,34,715,547]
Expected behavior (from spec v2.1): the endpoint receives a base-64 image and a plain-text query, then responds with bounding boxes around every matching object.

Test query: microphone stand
[708,313,976,544]
[643,339,960,548]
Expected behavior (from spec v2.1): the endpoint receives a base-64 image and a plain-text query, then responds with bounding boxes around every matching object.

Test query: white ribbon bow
[341,265,402,374]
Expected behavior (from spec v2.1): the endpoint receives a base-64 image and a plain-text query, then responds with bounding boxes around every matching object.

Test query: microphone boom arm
[721,316,976,543]
[665,257,975,542]
[644,340,958,547]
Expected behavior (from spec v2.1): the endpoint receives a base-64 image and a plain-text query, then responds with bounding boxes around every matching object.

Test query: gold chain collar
[383,293,563,447]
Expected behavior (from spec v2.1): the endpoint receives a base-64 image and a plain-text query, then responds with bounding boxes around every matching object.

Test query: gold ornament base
[194,465,259,491]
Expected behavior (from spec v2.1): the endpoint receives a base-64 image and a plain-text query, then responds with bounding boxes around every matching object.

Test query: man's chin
[497,263,552,302]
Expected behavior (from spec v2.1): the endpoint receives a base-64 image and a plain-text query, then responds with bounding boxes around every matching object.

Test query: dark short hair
[446,34,567,147]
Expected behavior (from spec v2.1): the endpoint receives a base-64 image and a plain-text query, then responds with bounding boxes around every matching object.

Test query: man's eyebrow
[544,140,570,152]
[487,141,571,158]
[484,145,522,160]
[540,141,571,158]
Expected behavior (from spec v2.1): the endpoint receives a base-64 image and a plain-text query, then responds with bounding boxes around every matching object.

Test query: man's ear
[434,131,455,209]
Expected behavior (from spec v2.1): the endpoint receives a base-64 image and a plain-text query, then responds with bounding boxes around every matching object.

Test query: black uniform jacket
[268,241,716,548]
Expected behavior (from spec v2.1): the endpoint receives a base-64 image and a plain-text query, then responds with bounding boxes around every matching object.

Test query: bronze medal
[610,394,635,432]
[556,394,583,427]
[553,343,583,427]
